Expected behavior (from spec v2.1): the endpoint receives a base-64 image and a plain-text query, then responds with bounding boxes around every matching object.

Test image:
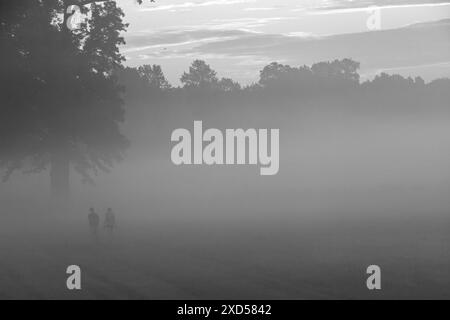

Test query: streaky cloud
[140,0,257,12]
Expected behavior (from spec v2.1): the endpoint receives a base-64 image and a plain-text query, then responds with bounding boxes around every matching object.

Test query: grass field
[1,212,449,300]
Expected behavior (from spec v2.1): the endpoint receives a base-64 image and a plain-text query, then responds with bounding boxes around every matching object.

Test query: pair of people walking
[88,208,116,238]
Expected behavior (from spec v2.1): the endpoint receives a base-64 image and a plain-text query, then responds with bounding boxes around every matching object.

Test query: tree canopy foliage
[0,0,150,198]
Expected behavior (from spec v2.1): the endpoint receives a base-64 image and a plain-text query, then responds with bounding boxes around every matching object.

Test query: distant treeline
[117,59,450,119]
[118,59,449,95]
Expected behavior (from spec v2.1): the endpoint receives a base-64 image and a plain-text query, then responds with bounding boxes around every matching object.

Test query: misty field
[1,106,449,300]
[1,211,449,300]
[2,0,450,302]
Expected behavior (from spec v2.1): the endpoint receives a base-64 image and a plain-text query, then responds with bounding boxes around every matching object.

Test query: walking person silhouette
[104,208,116,236]
[88,208,100,241]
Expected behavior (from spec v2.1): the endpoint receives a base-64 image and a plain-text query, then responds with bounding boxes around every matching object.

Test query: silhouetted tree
[258,62,314,94]
[218,78,241,92]
[0,0,151,202]
[259,62,294,87]
[138,64,172,90]
[311,59,360,83]
[181,60,219,89]
[116,66,148,98]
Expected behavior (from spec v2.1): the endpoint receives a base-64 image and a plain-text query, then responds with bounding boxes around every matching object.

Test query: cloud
[121,0,450,84]
[309,2,450,15]
[205,17,296,30]
[244,7,278,11]
[123,29,249,54]
[124,17,449,73]
[123,16,297,54]
[140,0,257,12]
[303,0,450,13]
[182,19,450,77]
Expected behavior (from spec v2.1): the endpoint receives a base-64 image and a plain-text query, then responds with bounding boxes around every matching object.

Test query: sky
[117,0,450,85]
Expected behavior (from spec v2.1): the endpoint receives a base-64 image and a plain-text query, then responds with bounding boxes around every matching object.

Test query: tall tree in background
[0,0,151,202]
[181,60,219,89]
[138,65,172,90]
[218,78,241,92]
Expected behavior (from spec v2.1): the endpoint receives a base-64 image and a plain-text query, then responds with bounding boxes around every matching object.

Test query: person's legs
[91,226,99,242]
[105,226,112,236]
